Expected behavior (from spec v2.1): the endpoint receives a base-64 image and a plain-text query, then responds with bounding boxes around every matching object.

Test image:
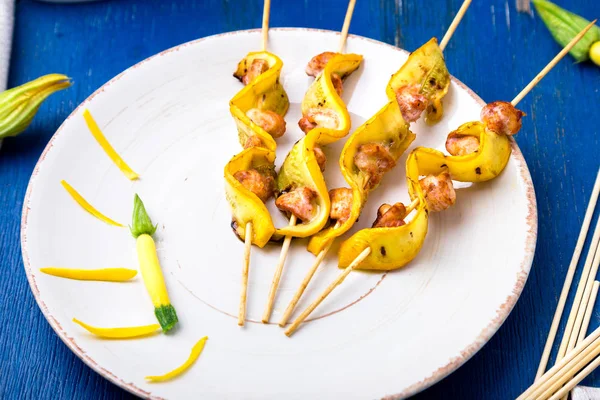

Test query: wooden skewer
[438,0,472,52]
[559,279,600,400]
[565,242,600,355]
[238,222,253,326]
[577,281,600,345]
[279,221,342,327]
[518,323,600,400]
[537,338,600,400]
[285,246,372,336]
[261,0,271,51]
[536,169,600,378]
[262,215,297,323]
[511,20,597,106]
[280,195,420,327]
[238,0,272,326]
[405,197,420,215]
[555,219,600,362]
[281,196,420,330]
[548,353,600,400]
[272,0,359,326]
[338,0,357,53]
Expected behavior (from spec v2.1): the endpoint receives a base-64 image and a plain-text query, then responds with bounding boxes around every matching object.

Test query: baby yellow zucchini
[131,194,178,332]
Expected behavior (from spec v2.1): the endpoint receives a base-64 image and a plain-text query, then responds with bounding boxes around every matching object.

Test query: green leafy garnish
[130,194,158,238]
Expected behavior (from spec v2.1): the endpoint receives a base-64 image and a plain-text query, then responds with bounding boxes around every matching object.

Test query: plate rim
[20,27,538,399]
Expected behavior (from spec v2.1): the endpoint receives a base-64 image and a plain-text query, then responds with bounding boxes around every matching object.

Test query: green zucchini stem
[130,194,158,238]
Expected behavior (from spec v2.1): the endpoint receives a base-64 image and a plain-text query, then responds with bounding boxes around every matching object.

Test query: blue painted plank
[1,0,599,398]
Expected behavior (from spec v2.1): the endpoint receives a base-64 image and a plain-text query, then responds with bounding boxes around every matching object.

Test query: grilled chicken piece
[331,73,343,97]
[246,108,286,138]
[235,59,269,86]
[298,115,317,133]
[314,146,327,172]
[419,171,456,212]
[354,143,396,190]
[244,135,263,149]
[275,187,317,222]
[306,52,337,77]
[480,101,524,136]
[445,133,480,156]
[329,188,353,223]
[298,108,340,134]
[234,167,277,203]
[394,84,428,123]
[372,203,407,228]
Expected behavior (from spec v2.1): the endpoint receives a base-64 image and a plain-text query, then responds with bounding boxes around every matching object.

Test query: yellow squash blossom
[0,74,71,138]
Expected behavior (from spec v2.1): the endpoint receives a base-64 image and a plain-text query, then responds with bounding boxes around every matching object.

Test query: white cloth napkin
[0,0,13,91]
[572,386,600,400]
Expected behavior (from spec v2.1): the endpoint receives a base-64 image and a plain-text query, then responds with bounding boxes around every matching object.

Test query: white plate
[21,29,537,399]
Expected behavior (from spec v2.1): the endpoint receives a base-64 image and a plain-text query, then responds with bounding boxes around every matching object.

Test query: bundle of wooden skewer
[518,169,600,399]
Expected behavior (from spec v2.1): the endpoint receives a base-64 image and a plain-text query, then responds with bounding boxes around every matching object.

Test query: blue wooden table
[2,0,599,398]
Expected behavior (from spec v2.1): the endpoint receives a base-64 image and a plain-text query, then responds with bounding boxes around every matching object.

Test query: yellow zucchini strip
[145,336,208,382]
[73,318,160,339]
[41,267,137,282]
[61,180,124,227]
[385,38,450,124]
[225,147,277,248]
[82,109,139,180]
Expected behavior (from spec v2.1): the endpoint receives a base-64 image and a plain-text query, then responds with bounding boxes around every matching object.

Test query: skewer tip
[262,216,297,324]
[338,0,357,53]
[238,222,253,327]
[261,0,271,51]
[438,0,473,52]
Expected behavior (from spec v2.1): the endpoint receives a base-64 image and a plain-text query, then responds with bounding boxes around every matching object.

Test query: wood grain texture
[1,0,599,398]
